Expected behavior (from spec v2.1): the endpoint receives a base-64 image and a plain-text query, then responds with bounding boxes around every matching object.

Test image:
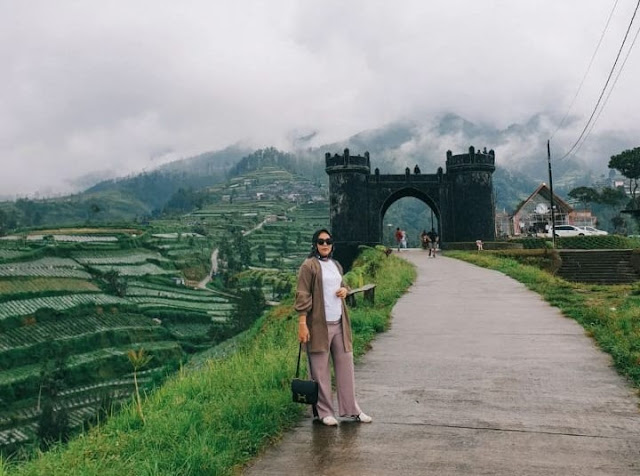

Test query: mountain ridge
[2,112,630,232]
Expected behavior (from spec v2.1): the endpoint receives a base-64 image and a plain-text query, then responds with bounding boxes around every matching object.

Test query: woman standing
[295,229,372,426]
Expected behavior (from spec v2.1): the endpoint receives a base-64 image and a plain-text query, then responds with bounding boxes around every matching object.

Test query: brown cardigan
[294,257,353,353]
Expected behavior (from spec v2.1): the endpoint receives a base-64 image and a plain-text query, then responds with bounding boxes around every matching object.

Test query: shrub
[556,235,634,249]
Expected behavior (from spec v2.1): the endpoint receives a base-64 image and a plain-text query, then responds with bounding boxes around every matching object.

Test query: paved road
[244,251,640,475]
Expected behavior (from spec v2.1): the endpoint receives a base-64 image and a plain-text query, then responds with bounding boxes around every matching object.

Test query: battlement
[446,146,495,172]
[325,148,371,173]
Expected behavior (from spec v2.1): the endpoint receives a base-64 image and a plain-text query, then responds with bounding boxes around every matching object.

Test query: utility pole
[547,140,556,249]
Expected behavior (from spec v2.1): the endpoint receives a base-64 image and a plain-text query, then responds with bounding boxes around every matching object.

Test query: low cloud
[1,0,638,197]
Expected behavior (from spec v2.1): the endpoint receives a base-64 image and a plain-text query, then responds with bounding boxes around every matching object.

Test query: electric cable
[557,0,640,161]
[571,19,640,158]
[549,0,620,141]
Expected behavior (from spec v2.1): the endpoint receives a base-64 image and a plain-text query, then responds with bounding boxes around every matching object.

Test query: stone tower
[444,146,496,242]
[325,149,371,266]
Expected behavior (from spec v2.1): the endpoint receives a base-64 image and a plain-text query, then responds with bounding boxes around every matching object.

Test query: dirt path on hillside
[196,248,218,289]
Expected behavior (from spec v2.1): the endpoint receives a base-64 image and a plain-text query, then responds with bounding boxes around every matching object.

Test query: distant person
[420,229,430,250]
[400,229,407,249]
[295,229,372,426]
[476,239,483,251]
[427,228,438,257]
[394,227,403,251]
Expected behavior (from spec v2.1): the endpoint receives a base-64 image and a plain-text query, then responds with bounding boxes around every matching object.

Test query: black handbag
[291,343,318,405]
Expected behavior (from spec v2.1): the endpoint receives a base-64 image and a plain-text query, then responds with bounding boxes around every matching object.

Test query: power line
[557,0,640,161]
[571,18,640,158]
[550,0,620,141]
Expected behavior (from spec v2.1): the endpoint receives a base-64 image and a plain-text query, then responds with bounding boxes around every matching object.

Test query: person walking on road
[394,227,403,251]
[427,228,438,257]
[420,229,430,250]
[295,229,372,427]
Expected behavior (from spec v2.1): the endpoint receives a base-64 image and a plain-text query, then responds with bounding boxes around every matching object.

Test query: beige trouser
[308,320,362,419]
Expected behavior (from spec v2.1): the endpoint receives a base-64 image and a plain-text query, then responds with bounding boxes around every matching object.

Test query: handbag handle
[295,342,313,378]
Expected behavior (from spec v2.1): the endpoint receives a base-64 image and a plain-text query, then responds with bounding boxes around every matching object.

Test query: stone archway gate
[325,147,496,269]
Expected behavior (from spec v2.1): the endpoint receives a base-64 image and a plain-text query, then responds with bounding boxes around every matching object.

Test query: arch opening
[380,188,440,248]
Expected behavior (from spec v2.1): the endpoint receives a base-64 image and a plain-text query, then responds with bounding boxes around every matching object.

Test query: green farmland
[0,229,237,452]
[0,165,330,456]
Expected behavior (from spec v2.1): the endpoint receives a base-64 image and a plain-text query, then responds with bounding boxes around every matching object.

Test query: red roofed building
[511,183,577,236]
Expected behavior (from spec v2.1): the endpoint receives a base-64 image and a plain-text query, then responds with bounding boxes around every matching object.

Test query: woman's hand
[298,321,310,343]
[335,287,348,299]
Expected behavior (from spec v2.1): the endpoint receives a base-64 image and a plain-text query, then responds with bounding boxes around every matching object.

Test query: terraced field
[0,294,129,320]
[129,296,234,315]
[127,284,229,302]
[0,313,158,351]
[91,263,176,276]
[0,278,100,297]
[72,250,169,265]
[0,249,28,260]
[0,257,91,279]
[244,201,330,270]
[0,166,328,454]
[0,229,236,452]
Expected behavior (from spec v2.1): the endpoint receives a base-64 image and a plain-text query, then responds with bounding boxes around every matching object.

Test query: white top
[319,259,343,322]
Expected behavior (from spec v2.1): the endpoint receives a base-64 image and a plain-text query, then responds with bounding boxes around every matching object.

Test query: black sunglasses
[316,238,333,245]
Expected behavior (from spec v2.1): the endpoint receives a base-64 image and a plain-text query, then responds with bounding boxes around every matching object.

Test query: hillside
[0,147,307,234]
[3,112,623,241]
[0,163,329,455]
[2,113,615,236]
[2,247,415,475]
[0,230,232,452]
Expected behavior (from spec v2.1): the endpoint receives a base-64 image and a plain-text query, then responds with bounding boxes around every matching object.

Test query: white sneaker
[322,416,339,426]
[355,412,372,423]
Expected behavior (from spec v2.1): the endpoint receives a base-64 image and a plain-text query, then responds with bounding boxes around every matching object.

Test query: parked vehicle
[579,226,608,236]
[546,225,586,237]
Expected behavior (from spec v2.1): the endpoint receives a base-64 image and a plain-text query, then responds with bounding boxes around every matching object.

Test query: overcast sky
[2,0,639,198]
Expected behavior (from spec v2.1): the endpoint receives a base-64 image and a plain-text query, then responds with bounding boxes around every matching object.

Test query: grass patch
[447,250,640,389]
[4,247,415,476]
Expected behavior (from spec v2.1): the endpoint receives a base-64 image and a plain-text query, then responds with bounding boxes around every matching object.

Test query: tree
[0,208,7,235]
[232,287,266,332]
[235,234,252,267]
[37,401,70,450]
[611,215,627,234]
[4,210,18,231]
[88,203,102,222]
[280,233,289,254]
[163,187,207,214]
[37,343,71,449]
[272,276,293,300]
[257,243,266,264]
[598,186,627,206]
[103,270,128,297]
[568,186,599,210]
[15,198,38,227]
[609,147,640,208]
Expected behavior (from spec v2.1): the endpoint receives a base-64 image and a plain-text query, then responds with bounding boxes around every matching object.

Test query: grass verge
[3,246,415,476]
[447,250,640,390]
